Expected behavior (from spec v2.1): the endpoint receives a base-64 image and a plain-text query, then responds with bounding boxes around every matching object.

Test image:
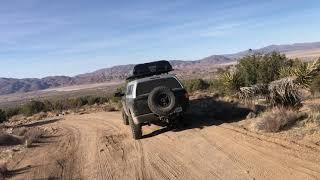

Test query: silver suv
[115,61,189,139]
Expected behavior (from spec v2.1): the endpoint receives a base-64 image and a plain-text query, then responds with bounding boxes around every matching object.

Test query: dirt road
[7,112,320,180]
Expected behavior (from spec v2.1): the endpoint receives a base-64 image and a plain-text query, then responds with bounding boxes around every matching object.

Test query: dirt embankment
[2,111,320,180]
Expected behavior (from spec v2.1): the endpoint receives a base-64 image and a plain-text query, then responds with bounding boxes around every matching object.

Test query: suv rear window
[136,77,182,95]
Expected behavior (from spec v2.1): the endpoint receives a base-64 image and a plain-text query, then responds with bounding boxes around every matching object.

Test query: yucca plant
[219,71,243,95]
[239,58,320,107]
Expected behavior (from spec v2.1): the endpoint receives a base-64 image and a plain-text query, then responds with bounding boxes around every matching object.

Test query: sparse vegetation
[21,101,46,116]
[0,109,6,123]
[218,52,299,96]
[23,128,45,148]
[214,52,320,108]
[0,95,114,122]
[252,107,307,132]
[310,75,320,95]
[183,79,210,93]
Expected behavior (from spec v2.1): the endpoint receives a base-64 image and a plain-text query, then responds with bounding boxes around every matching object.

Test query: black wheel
[128,115,142,140]
[121,109,129,125]
[148,86,177,116]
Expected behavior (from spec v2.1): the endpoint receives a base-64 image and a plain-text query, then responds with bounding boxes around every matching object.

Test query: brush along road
[7,112,320,180]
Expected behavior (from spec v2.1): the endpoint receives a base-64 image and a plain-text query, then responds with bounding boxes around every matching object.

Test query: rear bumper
[132,111,185,125]
[132,113,158,124]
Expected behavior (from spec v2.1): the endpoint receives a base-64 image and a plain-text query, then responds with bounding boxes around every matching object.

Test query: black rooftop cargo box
[126,60,173,80]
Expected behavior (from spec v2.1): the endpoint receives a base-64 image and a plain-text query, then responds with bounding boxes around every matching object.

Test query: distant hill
[225,42,320,59]
[1,41,320,95]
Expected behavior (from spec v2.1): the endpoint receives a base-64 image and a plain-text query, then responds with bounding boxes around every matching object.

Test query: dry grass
[252,107,307,132]
[23,128,44,148]
[12,127,28,136]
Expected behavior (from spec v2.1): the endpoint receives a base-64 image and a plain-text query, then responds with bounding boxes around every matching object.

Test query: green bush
[0,95,112,118]
[217,52,299,96]
[86,96,109,105]
[0,109,6,123]
[21,101,46,116]
[52,100,66,112]
[183,79,210,92]
[236,52,291,86]
[4,107,20,119]
[43,100,54,112]
[87,96,99,105]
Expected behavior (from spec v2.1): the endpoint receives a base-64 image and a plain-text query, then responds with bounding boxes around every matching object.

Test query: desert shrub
[66,97,88,109]
[218,71,244,95]
[239,58,320,107]
[236,52,291,86]
[308,111,320,124]
[43,100,54,112]
[87,96,100,105]
[52,100,67,112]
[310,75,320,95]
[109,96,122,110]
[116,85,125,93]
[86,96,109,105]
[24,128,44,148]
[252,107,306,132]
[98,96,110,104]
[218,52,296,96]
[183,79,210,92]
[21,101,46,116]
[1,95,112,117]
[4,107,20,119]
[0,109,6,123]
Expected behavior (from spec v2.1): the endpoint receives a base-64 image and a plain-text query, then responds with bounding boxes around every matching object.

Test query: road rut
[8,112,320,179]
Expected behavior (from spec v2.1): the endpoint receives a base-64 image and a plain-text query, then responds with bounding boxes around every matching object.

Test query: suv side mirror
[114,92,125,97]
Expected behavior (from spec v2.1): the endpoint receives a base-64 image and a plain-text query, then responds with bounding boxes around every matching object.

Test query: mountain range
[1,41,320,95]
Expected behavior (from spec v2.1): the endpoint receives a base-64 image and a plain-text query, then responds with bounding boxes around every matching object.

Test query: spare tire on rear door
[148,86,177,116]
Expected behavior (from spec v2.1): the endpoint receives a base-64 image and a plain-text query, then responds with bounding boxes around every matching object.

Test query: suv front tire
[121,109,129,125]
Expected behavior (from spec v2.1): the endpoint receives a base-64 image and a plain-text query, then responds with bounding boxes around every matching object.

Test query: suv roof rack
[126,60,173,81]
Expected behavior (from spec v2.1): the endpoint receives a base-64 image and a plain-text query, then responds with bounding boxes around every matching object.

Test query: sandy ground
[6,111,320,180]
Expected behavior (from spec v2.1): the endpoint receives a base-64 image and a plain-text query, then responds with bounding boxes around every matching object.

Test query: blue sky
[1,0,320,78]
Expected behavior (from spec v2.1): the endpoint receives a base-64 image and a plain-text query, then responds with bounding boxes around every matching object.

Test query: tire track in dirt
[7,111,320,180]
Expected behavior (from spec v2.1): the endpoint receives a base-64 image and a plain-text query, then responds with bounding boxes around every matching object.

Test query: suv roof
[126,60,173,81]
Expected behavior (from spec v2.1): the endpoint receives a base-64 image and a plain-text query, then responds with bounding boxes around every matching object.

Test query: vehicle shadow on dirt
[142,97,254,139]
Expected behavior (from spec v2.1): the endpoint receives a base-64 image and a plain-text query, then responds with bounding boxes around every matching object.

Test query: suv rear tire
[121,109,129,125]
[128,115,142,140]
